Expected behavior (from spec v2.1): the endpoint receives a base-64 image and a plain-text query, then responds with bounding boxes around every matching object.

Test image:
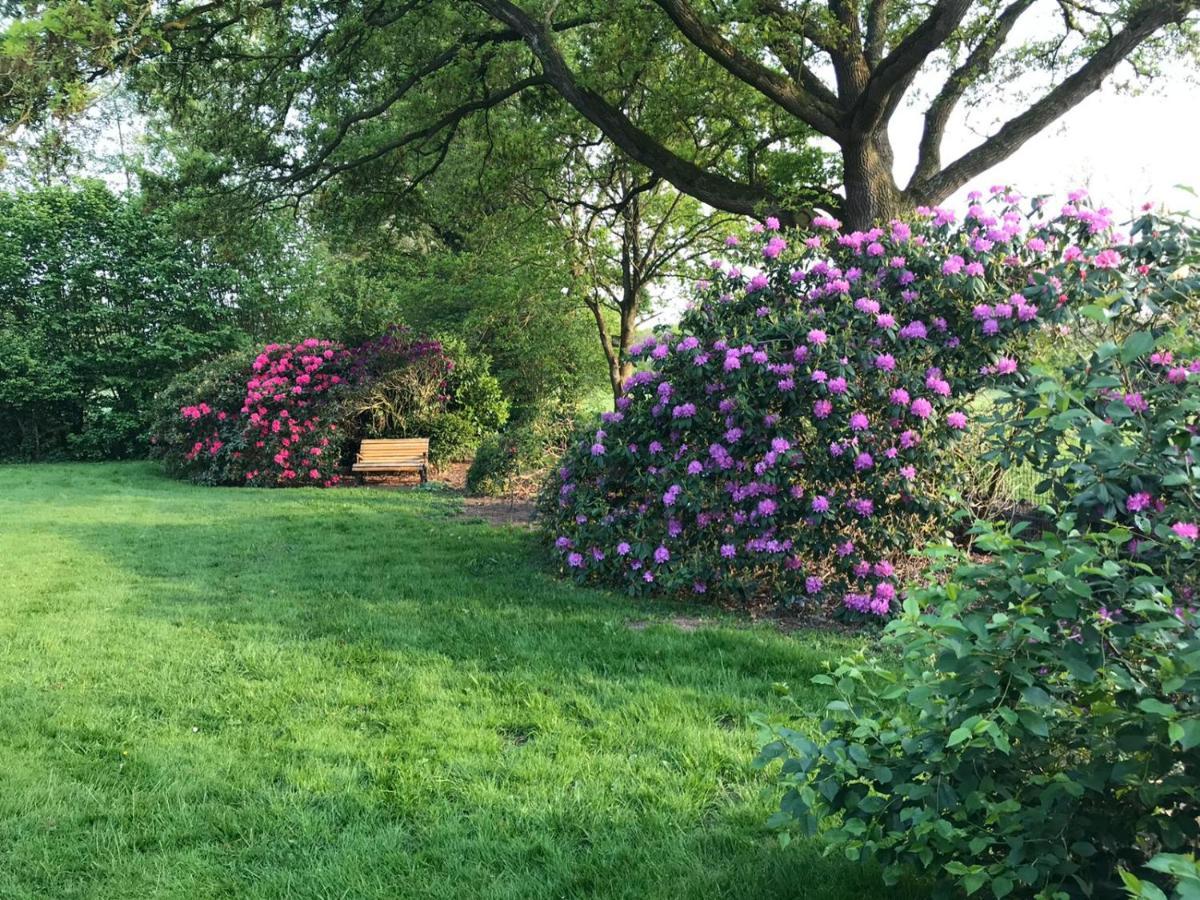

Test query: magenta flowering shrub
[542,189,1147,615]
[168,338,357,487]
[153,326,497,486]
[237,339,355,486]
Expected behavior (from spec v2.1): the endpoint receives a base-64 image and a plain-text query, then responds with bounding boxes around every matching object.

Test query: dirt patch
[462,496,537,527]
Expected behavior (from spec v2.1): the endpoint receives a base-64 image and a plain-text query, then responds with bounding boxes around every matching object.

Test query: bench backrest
[357,438,430,460]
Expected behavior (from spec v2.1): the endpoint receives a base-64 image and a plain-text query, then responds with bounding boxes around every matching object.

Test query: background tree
[549,145,730,403]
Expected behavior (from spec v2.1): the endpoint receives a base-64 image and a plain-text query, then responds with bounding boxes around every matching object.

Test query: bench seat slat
[353,438,430,480]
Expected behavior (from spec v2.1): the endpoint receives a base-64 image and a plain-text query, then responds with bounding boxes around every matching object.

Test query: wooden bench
[351,438,430,482]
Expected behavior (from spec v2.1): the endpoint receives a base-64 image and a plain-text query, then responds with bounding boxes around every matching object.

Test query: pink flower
[1171,522,1198,541]
[910,398,933,419]
[946,411,968,430]
[1126,492,1152,512]
[1093,249,1122,269]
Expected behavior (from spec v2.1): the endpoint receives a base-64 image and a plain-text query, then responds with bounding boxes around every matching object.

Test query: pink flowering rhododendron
[541,190,1166,618]
[158,327,455,487]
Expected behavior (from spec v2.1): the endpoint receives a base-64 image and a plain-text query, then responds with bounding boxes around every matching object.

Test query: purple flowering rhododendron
[541,189,1151,617]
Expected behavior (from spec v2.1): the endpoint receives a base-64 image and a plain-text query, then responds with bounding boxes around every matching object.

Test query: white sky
[894,74,1200,218]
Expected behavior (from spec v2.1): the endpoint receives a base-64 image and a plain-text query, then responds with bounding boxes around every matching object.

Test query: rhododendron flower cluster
[161,329,453,487]
[542,189,1150,617]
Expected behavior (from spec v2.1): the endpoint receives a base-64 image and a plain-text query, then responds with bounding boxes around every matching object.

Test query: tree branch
[910,0,1200,205]
[910,0,1035,185]
[648,0,845,139]
[473,0,807,223]
[852,0,973,133]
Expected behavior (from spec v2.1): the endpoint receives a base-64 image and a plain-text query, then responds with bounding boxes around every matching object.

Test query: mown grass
[0,463,913,899]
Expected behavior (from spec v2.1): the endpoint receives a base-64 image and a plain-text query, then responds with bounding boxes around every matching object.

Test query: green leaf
[1171,719,1200,751]
[1138,698,1176,718]
[1018,709,1049,738]
[1121,330,1155,363]
[947,726,973,747]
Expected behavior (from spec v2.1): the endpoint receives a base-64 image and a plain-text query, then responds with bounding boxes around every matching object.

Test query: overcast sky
[890,60,1200,218]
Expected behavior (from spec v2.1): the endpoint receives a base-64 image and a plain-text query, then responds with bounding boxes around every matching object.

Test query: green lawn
[0,463,909,899]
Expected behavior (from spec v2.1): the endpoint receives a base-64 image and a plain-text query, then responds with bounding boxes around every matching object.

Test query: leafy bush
[755,206,1200,898]
[154,327,506,483]
[149,349,256,483]
[0,182,242,460]
[467,409,571,496]
[541,190,1132,613]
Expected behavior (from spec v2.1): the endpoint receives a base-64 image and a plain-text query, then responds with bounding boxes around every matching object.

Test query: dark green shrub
[423,411,480,465]
[466,433,522,496]
[757,519,1200,899]
[0,182,241,460]
[149,349,256,484]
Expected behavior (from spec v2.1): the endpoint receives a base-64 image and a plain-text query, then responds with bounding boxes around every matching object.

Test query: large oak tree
[2,1,1196,228]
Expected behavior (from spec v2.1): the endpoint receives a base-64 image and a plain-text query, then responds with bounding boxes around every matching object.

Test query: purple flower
[946,411,968,430]
[828,377,848,394]
[567,552,584,568]
[813,399,833,419]
[1123,393,1148,413]
[808,328,828,345]
[1126,492,1152,512]
[910,397,934,419]
[617,542,631,556]
[590,443,606,456]
[805,576,823,594]
[811,495,829,513]
[672,403,697,419]
[874,353,896,371]
[849,412,869,431]
[720,543,736,558]
[854,452,874,472]
[757,498,777,516]
[654,545,671,564]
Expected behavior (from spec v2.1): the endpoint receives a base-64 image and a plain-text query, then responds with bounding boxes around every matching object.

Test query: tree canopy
[3,1,1196,228]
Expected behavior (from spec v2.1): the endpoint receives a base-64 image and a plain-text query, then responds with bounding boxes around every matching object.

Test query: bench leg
[420,466,428,484]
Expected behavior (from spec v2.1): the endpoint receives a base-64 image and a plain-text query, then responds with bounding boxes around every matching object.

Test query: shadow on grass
[3,464,927,899]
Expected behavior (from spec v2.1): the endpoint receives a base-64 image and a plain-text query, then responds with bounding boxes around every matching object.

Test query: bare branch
[473,0,806,223]
[852,0,973,133]
[649,0,846,139]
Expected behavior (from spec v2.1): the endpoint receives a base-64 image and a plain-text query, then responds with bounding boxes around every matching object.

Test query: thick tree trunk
[841,132,910,231]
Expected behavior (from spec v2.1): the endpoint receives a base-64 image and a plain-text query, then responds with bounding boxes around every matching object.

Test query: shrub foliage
[755,207,1200,898]
[0,183,241,460]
